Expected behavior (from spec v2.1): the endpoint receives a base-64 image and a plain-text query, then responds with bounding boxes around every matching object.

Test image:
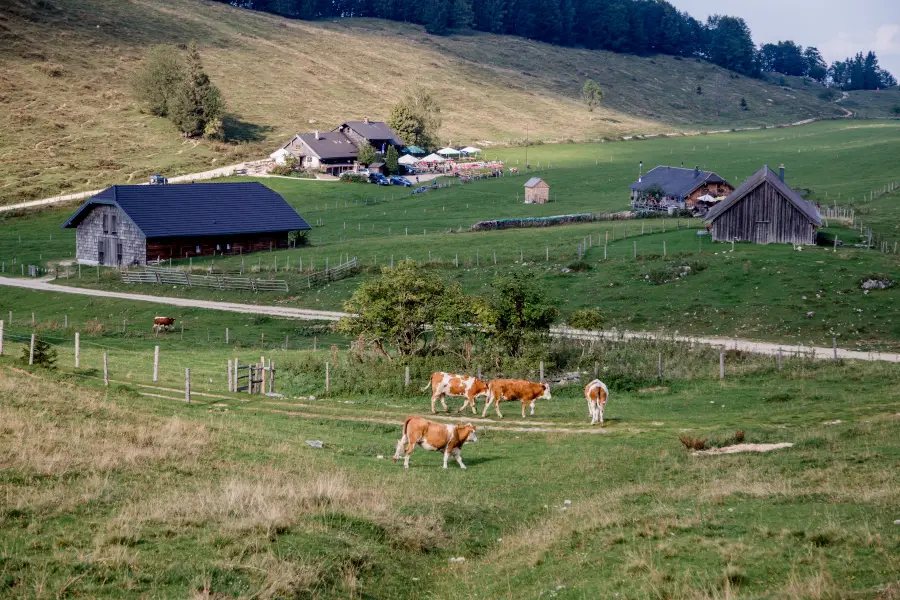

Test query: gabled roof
[298,131,359,160]
[337,121,405,146]
[629,166,727,198]
[62,182,311,238]
[524,177,548,188]
[704,166,822,226]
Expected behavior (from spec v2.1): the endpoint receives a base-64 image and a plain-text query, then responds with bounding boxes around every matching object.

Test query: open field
[1,0,881,204]
[2,336,900,598]
[3,121,900,349]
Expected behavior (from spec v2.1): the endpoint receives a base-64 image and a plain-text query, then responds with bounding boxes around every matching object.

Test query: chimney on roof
[779,164,785,183]
[694,165,700,178]
[364,116,369,124]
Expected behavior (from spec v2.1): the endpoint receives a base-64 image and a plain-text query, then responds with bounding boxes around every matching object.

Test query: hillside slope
[0,0,854,204]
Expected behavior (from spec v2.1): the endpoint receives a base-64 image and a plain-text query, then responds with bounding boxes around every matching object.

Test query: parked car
[369,173,391,186]
[357,168,372,176]
[401,165,418,175]
[389,176,413,187]
[148,174,168,185]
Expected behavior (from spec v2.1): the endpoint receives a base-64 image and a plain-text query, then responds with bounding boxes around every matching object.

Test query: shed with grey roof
[524,177,550,204]
[704,165,821,245]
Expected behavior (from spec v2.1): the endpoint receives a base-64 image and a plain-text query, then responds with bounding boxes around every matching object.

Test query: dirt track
[2,275,898,362]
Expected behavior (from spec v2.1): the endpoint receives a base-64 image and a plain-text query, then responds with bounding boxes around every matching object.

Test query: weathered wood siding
[145,233,291,261]
[710,181,816,245]
[75,205,146,266]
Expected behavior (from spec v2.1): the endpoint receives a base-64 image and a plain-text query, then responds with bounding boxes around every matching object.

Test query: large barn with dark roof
[704,165,822,245]
[62,182,310,266]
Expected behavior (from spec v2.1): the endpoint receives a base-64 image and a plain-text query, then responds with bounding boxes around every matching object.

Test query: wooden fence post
[658,353,663,378]
[75,332,80,368]
[226,328,229,344]
[633,241,637,258]
[103,353,109,386]
[719,351,725,379]
[477,366,482,380]
[247,363,253,395]
[64,315,67,328]
[777,348,782,371]
[28,333,35,365]
[314,336,317,351]
[539,361,544,382]
[325,362,330,395]
[153,345,159,382]
[0,320,4,356]
[185,368,191,403]
[269,361,275,394]
[228,359,233,392]
[833,337,838,362]
[405,365,410,388]
[663,241,666,257]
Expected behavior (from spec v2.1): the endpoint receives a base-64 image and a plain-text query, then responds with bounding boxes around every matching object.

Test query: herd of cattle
[393,372,610,469]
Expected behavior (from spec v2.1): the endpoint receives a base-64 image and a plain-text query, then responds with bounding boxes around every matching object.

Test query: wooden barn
[704,165,822,245]
[524,177,550,204]
[62,182,310,266]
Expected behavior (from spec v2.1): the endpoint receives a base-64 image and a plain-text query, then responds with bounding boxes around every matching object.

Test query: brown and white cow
[584,379,609,425]
[482,379,551,419]
[423,372,490,414]
[393,416,477,469]
[153,316,175,333]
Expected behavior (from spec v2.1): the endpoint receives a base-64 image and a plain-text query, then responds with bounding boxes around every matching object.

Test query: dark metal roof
[298,131,359,160]
[704,166,822,226]
[629,166,727,197]
[61,182,311,238]
[337,121,405,146]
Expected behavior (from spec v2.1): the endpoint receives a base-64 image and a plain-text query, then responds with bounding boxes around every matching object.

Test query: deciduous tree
[581,79,603,112]
[131,45,185,117]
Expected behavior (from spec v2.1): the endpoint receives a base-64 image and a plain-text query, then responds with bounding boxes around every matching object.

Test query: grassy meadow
[3,0,886,204]
[4,120,900,349]
[2,336,899,598]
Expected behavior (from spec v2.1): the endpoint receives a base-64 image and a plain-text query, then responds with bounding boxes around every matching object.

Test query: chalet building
[523,177,550,204]
[62,182,310,266]
[704,165,822,245]
[270,118,405,175]
[629,166,733,210]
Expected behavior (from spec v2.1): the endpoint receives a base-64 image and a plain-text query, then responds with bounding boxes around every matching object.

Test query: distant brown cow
[153,316,175,333]
[482,379,551,419]
[423,372,490,414]
[393,416,477,469]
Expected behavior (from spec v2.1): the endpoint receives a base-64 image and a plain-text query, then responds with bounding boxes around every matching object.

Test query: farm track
[3,275,899,362]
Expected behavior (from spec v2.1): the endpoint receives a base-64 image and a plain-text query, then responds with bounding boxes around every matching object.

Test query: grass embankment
[1,0,873,204]
[2,342,899,598]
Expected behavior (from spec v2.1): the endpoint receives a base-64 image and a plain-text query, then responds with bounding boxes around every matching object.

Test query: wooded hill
[1,0,892,204]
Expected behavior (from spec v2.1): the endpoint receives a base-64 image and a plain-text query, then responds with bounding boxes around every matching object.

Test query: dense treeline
[218,0,895,88]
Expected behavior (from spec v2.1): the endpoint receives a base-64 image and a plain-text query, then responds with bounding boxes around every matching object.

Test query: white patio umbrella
[460,146,481,155]
[398,154,420,165]
[421,153,447,162]
[437,147,460,156]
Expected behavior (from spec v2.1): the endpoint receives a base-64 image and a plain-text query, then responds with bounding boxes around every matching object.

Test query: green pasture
[2,342,899,598]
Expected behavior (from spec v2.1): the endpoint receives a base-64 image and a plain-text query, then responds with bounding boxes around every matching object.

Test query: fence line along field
[2,328,899,598]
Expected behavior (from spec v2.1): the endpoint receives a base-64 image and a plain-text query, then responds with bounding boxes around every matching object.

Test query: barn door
[754,222,770,245]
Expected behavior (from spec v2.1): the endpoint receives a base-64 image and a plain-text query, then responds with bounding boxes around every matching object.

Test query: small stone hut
[524,177,550,204]
[704,165,822,245]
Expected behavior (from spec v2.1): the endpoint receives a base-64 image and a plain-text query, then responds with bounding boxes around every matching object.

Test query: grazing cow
[153,316,175,333]
[584,379,609,425]
[393,416,477,469]
[423,372,490,414]
[482,379,551,419]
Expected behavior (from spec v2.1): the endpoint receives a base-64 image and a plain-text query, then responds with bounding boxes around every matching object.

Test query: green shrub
[568,308,603,330]
[566,260,592,272]
[21,337,57,369]
[642,261,707,285]
[340,173,368,184]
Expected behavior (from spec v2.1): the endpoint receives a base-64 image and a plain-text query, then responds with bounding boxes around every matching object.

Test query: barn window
[195,245,200,254]
[226,243,231,251]
[117,243,123,265]
[216,244,221,251]
[110,214,117,235]
[97,240,105,265]
[102,213,108,234]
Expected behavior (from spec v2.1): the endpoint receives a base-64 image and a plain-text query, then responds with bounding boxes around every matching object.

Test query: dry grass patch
[0,369,211,475]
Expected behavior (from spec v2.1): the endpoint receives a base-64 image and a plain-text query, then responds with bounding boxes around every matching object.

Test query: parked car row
[367,173,413,186]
